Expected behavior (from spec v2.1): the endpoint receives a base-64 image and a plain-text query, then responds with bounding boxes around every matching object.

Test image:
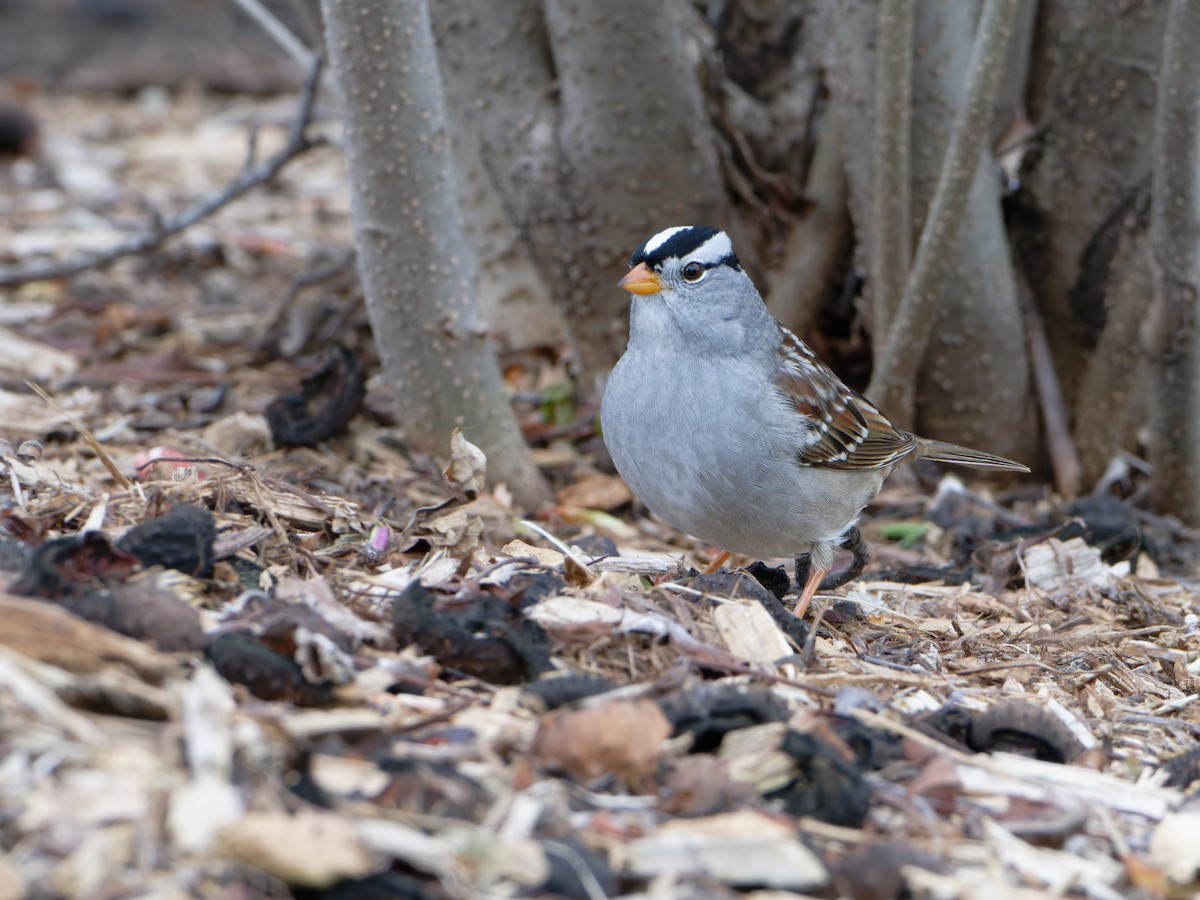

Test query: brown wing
[773,325,917,471]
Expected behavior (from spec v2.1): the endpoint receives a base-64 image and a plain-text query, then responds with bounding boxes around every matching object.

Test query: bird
[600,225,1029,619]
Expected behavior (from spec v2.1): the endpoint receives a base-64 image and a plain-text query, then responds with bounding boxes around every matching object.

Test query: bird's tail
[915,438,1030,472]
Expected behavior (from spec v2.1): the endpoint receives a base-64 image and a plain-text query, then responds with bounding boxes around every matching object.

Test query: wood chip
[624,810,828,890]
[0,594,177,684]
[712,597,796,671]
[216,811,378,887]
[1021,537,1113,589]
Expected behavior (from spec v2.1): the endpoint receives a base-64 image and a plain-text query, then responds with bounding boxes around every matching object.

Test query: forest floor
[2,83,1200,900]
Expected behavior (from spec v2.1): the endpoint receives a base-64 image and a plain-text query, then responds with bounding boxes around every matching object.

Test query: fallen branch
[0,55,325,288]
[255,248,358,350]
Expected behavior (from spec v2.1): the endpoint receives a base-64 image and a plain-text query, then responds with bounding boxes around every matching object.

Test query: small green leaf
[879,521,929,549]
[538,382,576,426]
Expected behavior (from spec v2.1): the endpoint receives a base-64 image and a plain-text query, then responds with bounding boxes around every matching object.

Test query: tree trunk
[321,0,549,508]
[868,0,913,341]
[1072,216,1151,485]
[907,0,1032,458]
[431,0,567,352]
[1013,0,1164,419]
[541,0,732,376]
[1148,0,1200,524]
[834,0,1033,456]
[768,112,851,339]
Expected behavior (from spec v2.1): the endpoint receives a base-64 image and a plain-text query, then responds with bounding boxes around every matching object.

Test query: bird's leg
[702,549,732,574]
[818,527,868,590]
[792,529,868,618]
[793,540,835,619]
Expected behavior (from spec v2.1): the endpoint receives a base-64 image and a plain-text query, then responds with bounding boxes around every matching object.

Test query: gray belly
[601,352,885,558]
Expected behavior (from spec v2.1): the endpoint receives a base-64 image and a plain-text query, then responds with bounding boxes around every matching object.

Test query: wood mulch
[1,85,1199,900]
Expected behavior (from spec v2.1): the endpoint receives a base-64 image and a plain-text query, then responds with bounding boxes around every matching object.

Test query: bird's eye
[681,262,705,282]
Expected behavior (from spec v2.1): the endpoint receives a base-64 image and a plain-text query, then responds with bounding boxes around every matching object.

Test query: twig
[227,0,316,72]
[866,0,1022,426]
[518,519,597,583]
[27,381,132,489]
[1016,267,1080,497]
[255,249,358,349]
[799,594,834,669]
[0,55,325,288]
[869,0,915,340]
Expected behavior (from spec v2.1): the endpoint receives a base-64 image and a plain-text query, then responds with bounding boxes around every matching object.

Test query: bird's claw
[794,527,869,592]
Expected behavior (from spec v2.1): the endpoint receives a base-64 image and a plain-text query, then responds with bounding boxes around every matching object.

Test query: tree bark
[322,0,549,507]
[431,0,567,351]
[541,0,731,375]
[1014,0,1165,411]
[768,112,850,339]
[866,0,1023,434]
[905,1,1032,457]
[868,0,913,341]
[829,0,876,285]
[1148,0,1200,524]
[832,0,1031,456]
[1073,220,1151,485]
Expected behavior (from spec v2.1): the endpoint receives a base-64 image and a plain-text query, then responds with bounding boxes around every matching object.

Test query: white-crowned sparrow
[600,226,1029,618]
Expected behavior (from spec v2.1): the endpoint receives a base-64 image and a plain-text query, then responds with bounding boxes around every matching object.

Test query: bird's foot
[794,527,869,593]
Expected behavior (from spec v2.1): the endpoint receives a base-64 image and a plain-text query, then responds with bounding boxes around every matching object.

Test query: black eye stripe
[659,252,740,274]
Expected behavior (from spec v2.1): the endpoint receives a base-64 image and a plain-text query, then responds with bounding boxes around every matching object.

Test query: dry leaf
[422,507,483,554]
[444,428,486,499]
[532,698,670,786]
[555,472,632,510]
[498,539,566,570]
[0,328,78,380]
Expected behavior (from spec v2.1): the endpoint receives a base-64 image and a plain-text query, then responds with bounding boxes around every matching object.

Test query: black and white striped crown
[629,226,742,272]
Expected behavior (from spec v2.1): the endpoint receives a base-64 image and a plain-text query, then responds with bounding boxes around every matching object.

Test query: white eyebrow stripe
[642,226,690,255]
[687,230,733,265]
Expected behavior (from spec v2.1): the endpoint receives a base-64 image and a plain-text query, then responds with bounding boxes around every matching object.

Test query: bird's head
[619,226,767,353]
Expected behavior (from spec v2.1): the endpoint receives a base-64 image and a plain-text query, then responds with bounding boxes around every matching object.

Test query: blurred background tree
[321,0,549,507]
[1,0,1195,526]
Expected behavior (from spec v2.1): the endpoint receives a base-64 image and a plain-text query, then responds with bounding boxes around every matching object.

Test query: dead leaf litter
[0,87,1198,900]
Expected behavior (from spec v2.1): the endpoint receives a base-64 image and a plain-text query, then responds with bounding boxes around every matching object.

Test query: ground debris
[266,344,366,448]
[2,81,1200,899]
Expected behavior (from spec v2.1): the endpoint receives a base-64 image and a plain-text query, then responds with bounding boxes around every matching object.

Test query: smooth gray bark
[322,0,549,507]
[1016,0,1164,412]
[868,0,913,341]
[768,112,850,339]
[867,0,1024,439]
[1148,0,1200,524]
[833,0,1031,455]
[432,0,567,351]
[542,0,730,373]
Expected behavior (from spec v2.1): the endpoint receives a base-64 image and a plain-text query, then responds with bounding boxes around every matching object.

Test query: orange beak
[618,262,662,295]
